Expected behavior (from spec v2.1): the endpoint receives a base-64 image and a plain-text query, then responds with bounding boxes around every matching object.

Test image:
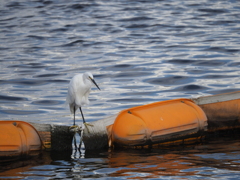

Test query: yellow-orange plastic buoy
[111,99,208,147]
[0,121,42,161]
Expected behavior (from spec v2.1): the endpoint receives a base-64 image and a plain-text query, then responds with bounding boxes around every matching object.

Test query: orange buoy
[111,99,208,147]
[0,121,42,161]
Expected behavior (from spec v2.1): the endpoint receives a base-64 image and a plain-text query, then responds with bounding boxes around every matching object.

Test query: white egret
[66,72,100,126]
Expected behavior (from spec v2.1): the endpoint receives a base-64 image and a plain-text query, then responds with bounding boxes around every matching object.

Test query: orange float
[0,121,42,161]
[111,98,208,147]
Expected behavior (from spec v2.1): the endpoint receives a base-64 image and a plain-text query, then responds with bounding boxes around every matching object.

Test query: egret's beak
[90,77,101,90]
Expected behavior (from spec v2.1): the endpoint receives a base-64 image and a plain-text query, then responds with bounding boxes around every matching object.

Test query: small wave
[0,95,28,101]
[34,73,61,78]
[61,39,85,47]
[32,100,62,106]
[175,84,208,91]
[118,16,155,22]
[0,109,45,115]
[146,76,192,85]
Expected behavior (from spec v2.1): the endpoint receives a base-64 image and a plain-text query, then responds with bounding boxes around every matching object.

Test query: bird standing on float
[66,72,100,127]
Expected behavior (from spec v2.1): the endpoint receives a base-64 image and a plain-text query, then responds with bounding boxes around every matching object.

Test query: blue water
[1,0,240,179]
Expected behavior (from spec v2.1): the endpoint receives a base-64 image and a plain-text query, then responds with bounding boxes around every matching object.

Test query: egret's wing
[66,80,78,113]
[77,88,90,106]
[66,83,75,104]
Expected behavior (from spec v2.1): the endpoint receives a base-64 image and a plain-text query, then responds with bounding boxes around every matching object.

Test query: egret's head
[84,72,93,80]
[84,72,100,90]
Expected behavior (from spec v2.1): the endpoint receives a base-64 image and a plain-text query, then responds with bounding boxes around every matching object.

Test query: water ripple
[146,75,192,85]
[0,95,28,101]
[1,0,240,178]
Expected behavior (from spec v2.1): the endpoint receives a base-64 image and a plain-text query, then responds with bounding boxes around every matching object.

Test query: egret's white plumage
[66,72,100,125]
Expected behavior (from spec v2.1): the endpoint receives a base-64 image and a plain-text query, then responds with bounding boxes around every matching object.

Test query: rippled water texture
[1,0,240,179]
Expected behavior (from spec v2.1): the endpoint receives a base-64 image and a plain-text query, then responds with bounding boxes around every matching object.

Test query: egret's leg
[79,107,93,133]
[79,107,86,124]
[73,106,76,126]
[69,106,79,131]
[79,107,94,126]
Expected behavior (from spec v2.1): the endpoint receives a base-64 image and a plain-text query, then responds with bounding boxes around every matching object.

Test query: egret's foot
[69,125,81,133]
[69,125,78,129]
[84,122,94,127]
[83,122,93,133]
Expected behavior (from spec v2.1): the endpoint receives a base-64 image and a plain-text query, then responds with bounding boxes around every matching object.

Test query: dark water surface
[1,0,240,179]
[1,136,240,179]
